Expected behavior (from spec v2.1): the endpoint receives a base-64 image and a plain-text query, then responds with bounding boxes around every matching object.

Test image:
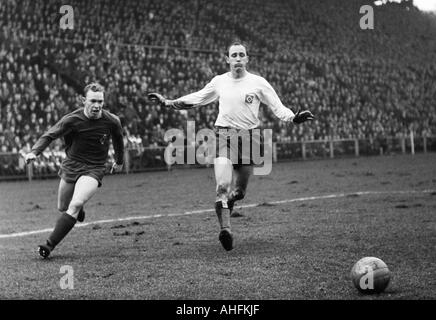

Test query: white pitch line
[0,189,434,239]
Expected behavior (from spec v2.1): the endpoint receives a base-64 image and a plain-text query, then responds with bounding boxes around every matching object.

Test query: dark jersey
[31,108,124,166]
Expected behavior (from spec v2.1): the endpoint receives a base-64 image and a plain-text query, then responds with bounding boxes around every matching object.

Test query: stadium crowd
[1,0,435,175]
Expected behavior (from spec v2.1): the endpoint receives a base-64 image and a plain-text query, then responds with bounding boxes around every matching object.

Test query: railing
[1,134,435,182]
[275,134,436,161]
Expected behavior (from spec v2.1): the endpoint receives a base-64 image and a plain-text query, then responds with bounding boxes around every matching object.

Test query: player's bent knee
[216,182,231,196]
[58,205,69,213]
[57,199,70,213]
[66,199,85,217]
[233,189,246,201]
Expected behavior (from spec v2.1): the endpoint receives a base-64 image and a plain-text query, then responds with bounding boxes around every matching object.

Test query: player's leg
[57,178,85,221]
[39,176,99,258]
[38,179,75,258]
[61,177,87,223]
[57,159,87,222]
[215,157,233,226]
[214,156,234,251]
[228,165,251,214]
[65,175,99,218]
[77,206,86,222]
[57,178,75,213]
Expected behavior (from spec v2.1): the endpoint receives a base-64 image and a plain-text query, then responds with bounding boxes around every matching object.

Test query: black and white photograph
[0,0,435,309]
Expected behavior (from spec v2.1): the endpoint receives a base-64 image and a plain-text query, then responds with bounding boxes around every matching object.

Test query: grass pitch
[0,154,435,299]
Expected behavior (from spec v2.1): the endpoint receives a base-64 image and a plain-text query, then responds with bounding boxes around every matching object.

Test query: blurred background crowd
[0,0,435,175]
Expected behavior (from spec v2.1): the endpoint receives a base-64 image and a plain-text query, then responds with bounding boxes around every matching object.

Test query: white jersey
[177,72,295,130]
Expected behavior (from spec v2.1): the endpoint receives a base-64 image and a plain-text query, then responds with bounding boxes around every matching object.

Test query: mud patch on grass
[219,271,234,278]
[111,224,126,229]
[414,181,427,186]
[397,172,411,177]
[24,277,36,281]
[395,203,422,209]
[332,173,345,177]
[257,202,275,207]
[231,211,244,217]
[129,221,152,227]
[346,194,360,198]
[113,231,131,236]
[27,204,43,211]
[102,273,114,278]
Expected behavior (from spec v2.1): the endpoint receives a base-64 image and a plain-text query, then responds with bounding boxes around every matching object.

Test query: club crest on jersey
[99,134,108,145]
[245,94,255,104]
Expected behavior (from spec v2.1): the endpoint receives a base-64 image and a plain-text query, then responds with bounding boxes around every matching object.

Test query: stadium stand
[0,0,435,176]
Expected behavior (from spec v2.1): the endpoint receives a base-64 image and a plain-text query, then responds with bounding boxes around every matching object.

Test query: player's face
[84,90,104,119]
[226,45,248,74]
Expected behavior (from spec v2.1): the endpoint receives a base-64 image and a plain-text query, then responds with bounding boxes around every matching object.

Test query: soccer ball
[351,257,391,294]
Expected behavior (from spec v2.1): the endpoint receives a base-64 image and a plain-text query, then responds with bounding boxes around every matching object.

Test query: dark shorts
[214,127,265,168]
[58,158,106,187]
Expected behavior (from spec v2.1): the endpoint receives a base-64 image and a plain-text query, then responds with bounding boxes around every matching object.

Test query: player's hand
[148,92,167,107]
[293,109,314,124]
[110,162,123,174]
[24,152,37,164]
[148,92,193,110]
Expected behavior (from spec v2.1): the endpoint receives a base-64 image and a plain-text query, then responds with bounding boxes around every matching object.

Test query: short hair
[84,82,105,96]
[226,41,249,57]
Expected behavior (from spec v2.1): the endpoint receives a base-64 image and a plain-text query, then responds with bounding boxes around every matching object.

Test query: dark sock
[215,201,231,230]
[222,208,231,230]
[228,190,244,214]
[47,213,77,248]
[77,207,85,222]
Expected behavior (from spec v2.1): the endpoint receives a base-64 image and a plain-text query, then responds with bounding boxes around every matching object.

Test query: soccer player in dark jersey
[24,83,125,258]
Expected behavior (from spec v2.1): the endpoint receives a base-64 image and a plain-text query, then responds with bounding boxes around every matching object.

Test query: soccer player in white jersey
[148,42,314,251]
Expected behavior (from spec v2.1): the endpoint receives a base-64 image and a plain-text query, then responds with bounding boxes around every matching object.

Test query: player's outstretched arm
[292,109,315,124]
[30,116,73,157]
[148,93,194,110]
